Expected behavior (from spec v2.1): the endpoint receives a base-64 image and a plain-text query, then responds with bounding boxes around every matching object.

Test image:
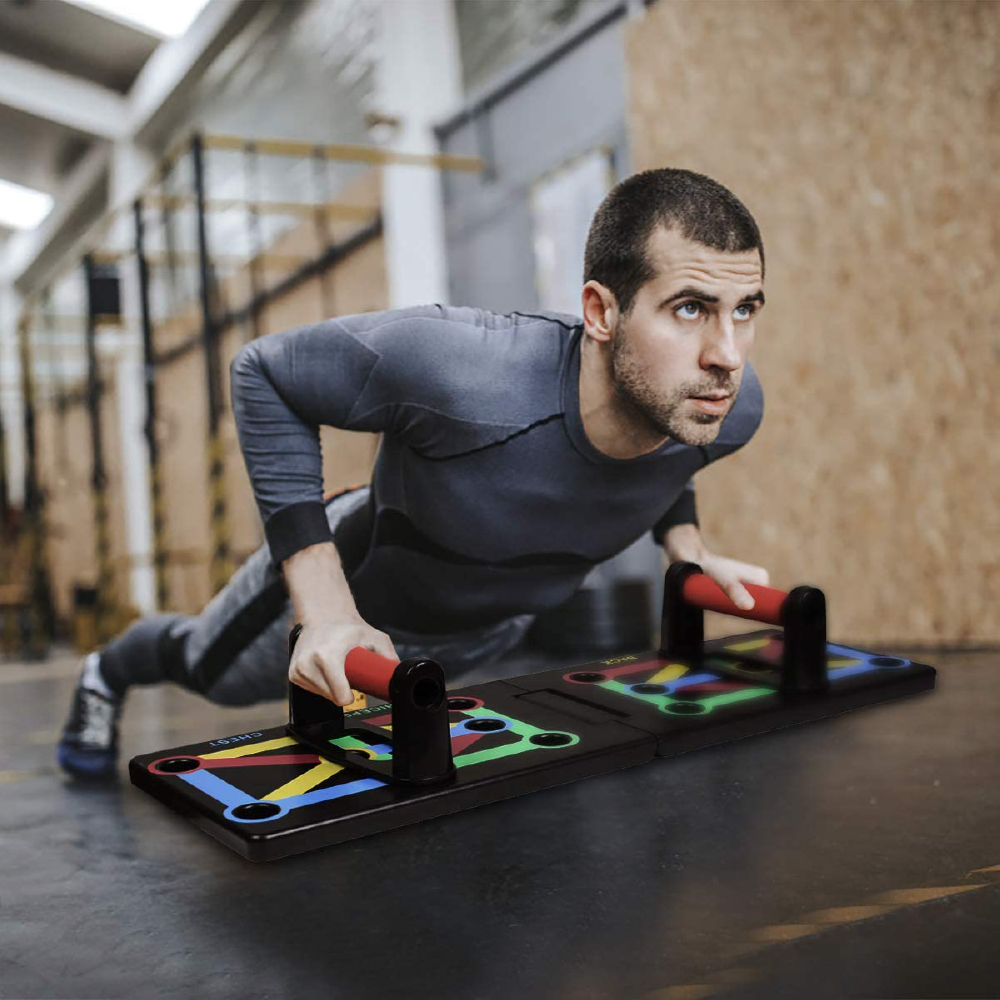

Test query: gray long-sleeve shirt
[230,305,763,633]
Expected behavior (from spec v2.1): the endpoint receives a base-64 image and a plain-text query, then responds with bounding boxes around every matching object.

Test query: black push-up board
[130,565,936,860]
[130,626,934,860]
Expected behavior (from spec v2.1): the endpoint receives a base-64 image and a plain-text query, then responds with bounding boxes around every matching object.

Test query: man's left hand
[663,523,770,612]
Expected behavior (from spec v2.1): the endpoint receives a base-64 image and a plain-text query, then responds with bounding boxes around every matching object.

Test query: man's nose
[700,317,741,371]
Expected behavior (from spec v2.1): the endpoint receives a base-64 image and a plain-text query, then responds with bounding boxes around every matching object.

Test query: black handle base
[286,626,456,786]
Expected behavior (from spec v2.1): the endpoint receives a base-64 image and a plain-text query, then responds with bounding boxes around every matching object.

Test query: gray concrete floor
[1,643,998,999]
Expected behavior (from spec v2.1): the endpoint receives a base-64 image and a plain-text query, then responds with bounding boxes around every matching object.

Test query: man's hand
[663,523,770,612]
[282,541,397,704]
[289,617,399,706]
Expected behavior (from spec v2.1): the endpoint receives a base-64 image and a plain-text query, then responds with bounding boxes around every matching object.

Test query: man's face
[611,225,764,447]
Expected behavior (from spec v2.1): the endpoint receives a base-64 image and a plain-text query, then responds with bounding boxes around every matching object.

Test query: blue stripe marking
[664,672,717,693]
[180,769,258,809]
[281,777,386,809]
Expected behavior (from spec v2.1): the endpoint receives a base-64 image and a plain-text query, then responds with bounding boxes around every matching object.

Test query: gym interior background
[0,2,996,998]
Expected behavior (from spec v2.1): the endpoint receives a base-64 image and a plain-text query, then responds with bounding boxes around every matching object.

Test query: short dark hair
[583,168,765,314]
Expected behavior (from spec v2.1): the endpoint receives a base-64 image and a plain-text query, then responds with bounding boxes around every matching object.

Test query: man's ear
[581,281,617,343]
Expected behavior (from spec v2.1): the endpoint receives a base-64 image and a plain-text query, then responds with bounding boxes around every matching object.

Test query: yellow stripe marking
[201,736,297,759]
[264,760,343,800]
[649,663,689,684]
[725,638,770,652]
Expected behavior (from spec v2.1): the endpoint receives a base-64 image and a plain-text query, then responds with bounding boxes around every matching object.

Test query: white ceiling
[0,0,160,247]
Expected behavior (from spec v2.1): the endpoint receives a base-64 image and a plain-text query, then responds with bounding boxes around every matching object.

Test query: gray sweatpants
[98,486,535,705]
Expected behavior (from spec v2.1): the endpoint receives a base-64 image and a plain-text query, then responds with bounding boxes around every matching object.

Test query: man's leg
[57,486,371,777]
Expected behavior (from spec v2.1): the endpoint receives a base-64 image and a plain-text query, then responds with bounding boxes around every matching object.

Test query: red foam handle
[343,646,399,700]
[682,573,789,625]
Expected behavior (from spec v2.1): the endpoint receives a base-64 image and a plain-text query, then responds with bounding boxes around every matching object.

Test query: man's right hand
[289,618,399,706]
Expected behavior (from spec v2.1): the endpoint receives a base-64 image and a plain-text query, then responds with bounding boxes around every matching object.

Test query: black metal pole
[191,133,232,594]
[133,198,170,611]
[0,372,8,534]
[83,254,115,642]
[17,312,53,655]
[243,142,265,342]
[311,146,336,317]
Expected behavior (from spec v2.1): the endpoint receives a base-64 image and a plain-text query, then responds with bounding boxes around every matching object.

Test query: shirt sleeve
[650,479,699,545]
[229,316,395,565]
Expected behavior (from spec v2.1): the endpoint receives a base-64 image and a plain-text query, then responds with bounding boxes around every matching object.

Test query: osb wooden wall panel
[34,373,131,622]
[35,401,94,621]
[157,343,213,613]
[97,365,132,612]
[627,0,997,645]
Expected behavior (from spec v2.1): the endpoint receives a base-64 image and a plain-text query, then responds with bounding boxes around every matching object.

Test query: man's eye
[735,303,756,320]
[675,301,704,319]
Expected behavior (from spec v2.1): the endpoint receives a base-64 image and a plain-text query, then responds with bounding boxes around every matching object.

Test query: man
[58,167,770,779]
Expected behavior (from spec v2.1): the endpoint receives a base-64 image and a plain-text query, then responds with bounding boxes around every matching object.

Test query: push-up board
[130,564,935,860]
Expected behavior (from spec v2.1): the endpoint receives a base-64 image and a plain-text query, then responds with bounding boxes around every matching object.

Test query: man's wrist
[663,523,706,563]
[282,541,361,625]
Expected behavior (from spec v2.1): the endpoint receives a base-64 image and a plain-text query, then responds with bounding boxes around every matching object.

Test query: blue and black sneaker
[56,653,124,780]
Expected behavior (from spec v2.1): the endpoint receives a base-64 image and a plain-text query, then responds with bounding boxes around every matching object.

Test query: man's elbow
[229,340,263,403]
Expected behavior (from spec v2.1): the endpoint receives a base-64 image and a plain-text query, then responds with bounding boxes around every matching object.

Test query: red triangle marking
[450,732,488,755]
[682,682,748,694]
[203,754,321,769]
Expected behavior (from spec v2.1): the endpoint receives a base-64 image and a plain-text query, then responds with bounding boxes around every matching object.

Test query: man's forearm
[662,522,706,564]
[282,541,361,625]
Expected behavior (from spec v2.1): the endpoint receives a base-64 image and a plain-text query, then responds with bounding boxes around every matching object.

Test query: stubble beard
[610,321,739,448]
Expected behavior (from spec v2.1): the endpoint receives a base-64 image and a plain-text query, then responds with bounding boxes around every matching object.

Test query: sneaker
[57,653,124,780]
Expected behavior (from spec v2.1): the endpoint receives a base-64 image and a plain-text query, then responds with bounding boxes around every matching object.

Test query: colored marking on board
[265,760,344,801]
[179,769,259,809]
[608,672,712,696]
[329,735,393,757]
[202,754,321,769]
[450,732,490,755]
[157,700,582,823]
[695,687,772,712]
[600,673,771,716]
[597,658,664,679]
[681,682,746,694]
[275,777,387,810]
[726,638,772,653]
[202,737,297,759]
[648,663,690,684]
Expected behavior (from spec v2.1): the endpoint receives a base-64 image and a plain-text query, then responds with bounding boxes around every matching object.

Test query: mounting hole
[666,702,707,716]
[152,757,200,774]
[529,732,572,747]
[346,748,372,758]
[412,677,442,709]
[870,656,905,667]
[631,683,667,695]
[465,718,506,732]
[448,697,478,711]
[569,671,607,683]
[231,802,282,821]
